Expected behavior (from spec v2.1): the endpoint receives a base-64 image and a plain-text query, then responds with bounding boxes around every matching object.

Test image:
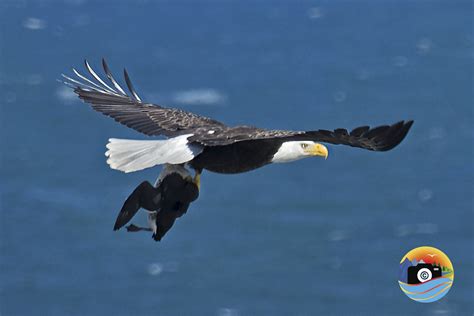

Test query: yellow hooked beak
[308,143,328,159]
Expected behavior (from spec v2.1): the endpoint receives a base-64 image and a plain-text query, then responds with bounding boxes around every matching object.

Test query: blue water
[1,1,473,315]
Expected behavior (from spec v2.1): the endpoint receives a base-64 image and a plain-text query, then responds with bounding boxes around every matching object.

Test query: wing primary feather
[364,125,390,139]
[287,120,413,152]
[60,79,88,90]
[350,126,369,137]
[84,59,119,94]
[318,129,333,137]
[388,121,405,134]
[61,74,109,94]
[124,68,142,102]
[334,128,349,136]
[388,120,413,150]
[71,68,113,93]
[102,58,127,95]
[372,120,413,151]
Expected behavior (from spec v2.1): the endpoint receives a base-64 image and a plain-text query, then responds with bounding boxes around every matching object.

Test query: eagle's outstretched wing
[62,59,227,138]
[290,121,413,151]
[189,120,413,151]
[63,59,413,151]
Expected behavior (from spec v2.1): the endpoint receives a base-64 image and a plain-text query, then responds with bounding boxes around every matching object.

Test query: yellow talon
[194,170,201,190]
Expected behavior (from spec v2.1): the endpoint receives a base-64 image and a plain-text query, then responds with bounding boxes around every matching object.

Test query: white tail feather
[105,134,202,173]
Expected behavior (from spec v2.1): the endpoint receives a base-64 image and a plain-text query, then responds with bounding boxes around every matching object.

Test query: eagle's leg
[193,168,202,190]
[126,224,152,232]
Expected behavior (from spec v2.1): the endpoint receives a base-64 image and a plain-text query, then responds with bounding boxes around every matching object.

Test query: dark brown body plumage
[190,139,284,174]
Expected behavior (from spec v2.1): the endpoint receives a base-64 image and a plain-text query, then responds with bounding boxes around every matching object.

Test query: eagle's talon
[194,170,201,190]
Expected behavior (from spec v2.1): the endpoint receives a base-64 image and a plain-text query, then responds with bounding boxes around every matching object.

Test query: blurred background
[1,1,473,315]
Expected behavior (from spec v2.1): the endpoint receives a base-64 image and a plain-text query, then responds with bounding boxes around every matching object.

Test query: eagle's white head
[271,141,328,163]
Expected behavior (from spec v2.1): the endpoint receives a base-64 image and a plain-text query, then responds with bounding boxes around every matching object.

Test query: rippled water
[1,1,473,315]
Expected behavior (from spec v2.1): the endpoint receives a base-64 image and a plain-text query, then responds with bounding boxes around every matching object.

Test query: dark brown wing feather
[284,120,414,151]
[62,59,226,138]
[62,59,413,151]
[190,121,413,151]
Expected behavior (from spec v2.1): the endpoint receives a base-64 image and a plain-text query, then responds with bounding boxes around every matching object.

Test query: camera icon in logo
[407,263,442,284]
[398,246,454,303]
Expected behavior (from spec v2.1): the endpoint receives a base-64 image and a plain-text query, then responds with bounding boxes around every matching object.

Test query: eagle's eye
[300,143,309,149]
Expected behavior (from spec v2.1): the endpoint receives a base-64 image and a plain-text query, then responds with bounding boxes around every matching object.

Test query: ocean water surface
[1,1,473,315]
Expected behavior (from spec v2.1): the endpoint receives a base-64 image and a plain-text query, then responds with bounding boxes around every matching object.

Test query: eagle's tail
[105,134,202,173]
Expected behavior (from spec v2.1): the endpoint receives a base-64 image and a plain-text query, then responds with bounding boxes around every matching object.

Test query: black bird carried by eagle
[62,59,413,242]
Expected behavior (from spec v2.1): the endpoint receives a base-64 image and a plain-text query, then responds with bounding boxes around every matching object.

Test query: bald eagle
[62,59,413,239]
[62,59,413,184]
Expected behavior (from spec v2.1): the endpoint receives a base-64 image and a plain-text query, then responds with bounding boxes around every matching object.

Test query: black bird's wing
[113,181,160,231]
[63,60,413,152]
